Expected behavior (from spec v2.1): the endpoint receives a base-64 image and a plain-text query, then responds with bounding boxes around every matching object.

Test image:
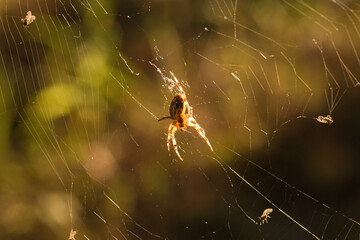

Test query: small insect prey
[259,208,273,225]
[315,115,333,125]
[68,229,77,240]
[21,11,36,26]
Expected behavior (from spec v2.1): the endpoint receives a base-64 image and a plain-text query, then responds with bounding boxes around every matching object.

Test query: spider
[259,208,273,225]
[158,72,213,161]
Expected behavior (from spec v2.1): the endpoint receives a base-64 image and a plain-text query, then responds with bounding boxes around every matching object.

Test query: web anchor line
[109,73,158,120]
[221,145,360,228]
[221,159,321,240]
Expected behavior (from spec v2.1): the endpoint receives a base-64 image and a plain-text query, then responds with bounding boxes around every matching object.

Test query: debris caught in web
[68,229,77,240]
[315,115,333,125]
[21,11,36,26]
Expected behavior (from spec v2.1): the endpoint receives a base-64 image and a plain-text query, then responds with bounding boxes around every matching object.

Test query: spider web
[0,0,360,239]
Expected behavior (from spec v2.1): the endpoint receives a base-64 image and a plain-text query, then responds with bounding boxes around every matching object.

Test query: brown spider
[158,72,213,161]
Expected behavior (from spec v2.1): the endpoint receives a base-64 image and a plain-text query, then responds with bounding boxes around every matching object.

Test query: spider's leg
[158,116,172,122]
[185,104,193,117]
[188,117,213,152]
[188,106,193,116]
[170,72,186,96]
[170,126,183,161]
[167,124,174,151]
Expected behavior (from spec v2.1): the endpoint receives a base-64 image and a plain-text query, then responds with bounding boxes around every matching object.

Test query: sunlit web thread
[104,192,167,239]
[324,88,347,115]
[109,73,158,120]
[78,0,141,76]
[205,152,259,225]
[23,3,93,146]
[190,153,239,215]
[209,146,321,237]
[0,3,96,204]
[327,34,360,87]
[19,9,84,178]
[281,0,335,34]
[312,39,341,89]
[333,0,360,66]
[1,0,358,239]
[281,52,312,92]
[220,145,360,227]
[92,209,129,239]
[221,15,287,51]
[213,153,321,239]
[5,13,75,188]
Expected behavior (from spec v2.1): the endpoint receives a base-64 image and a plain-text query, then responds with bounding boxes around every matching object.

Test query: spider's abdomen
[169,94,184,120]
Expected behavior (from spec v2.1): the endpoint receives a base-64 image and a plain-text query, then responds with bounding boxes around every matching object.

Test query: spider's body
[158,72,213,160]
[170,95,186,124]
